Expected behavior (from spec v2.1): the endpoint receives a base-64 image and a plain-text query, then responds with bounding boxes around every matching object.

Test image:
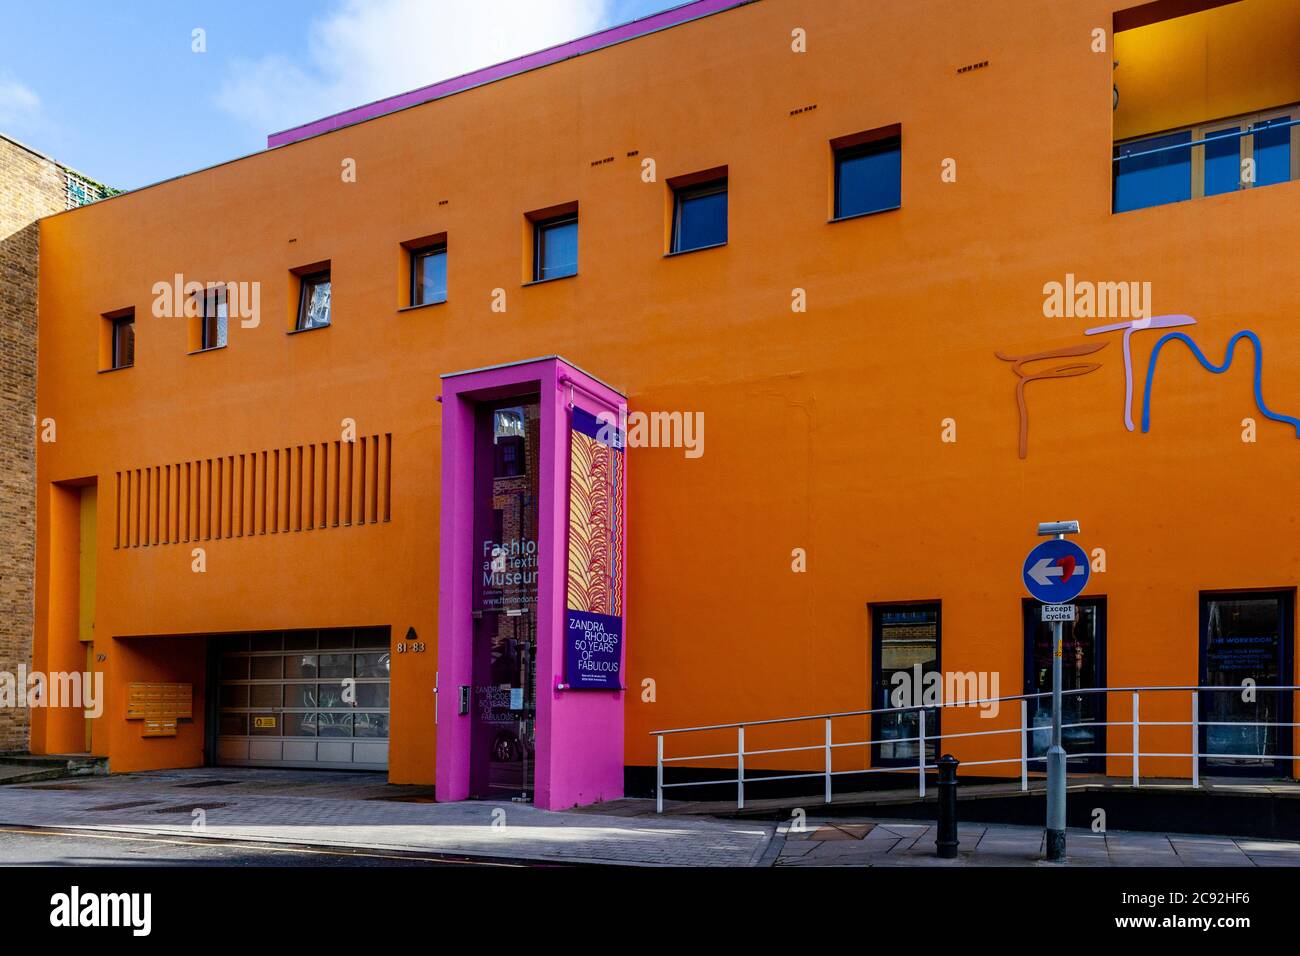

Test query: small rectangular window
[533,214,578,281]
[296,270,331,330]
[834,135,902,219]
[110,311,135,369]
[411,245,447,306]
[198,287,228,350]
[671,178,728,254]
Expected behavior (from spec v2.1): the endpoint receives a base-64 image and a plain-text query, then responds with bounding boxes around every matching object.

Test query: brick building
[0,134,114,752]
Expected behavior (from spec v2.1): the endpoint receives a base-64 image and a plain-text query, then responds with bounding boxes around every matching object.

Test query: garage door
[215,627,391,770]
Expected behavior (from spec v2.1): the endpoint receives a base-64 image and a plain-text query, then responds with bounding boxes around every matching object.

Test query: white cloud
[216,0,610,134]
[0,73,40,126]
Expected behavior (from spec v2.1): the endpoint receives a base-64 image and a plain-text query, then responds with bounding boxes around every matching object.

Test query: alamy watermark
[0,667,104,718]
[596,408,704,459]
[151,274,260,328]
[890,666,1001,718]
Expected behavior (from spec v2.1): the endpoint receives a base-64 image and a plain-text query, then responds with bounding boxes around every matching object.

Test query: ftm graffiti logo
[998,314,1300,458]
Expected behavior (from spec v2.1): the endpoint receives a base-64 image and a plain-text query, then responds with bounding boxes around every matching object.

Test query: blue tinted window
[1203,127,1241,197]
[835,138,901,218]
[1113,131,1192,212]
[535,216,578,281]
[672,181,727,253]
[412,247,447,305]
[1254,116,1292,187]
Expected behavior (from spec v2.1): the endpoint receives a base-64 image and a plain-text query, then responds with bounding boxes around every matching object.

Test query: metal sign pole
[1046,613,1066,861]
[1023,520,1086,864]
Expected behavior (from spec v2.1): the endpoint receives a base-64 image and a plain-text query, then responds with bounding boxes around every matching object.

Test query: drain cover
[369,795,438,803]
[152,802,233,814]
[85,800,165,812]
[173,779,241,789]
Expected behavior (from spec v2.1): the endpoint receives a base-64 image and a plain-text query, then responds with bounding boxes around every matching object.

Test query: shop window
[1022,597,1107,772]
[870,602,940,766]
[670,170,728,254]
[832,126,902,220]
[1199,590,1294,776]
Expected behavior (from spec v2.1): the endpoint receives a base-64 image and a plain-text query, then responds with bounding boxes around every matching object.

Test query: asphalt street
[0,826,522,867]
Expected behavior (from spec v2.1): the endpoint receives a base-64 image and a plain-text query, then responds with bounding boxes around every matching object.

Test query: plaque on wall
[126,682,193,736]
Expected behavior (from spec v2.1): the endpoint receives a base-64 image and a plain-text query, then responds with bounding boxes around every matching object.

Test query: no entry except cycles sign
[1022,538,1090,604]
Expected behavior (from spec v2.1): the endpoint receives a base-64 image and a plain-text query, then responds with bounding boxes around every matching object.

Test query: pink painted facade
[436,357,627,810]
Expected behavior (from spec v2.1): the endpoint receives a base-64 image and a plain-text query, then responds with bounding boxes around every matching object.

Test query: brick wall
[0,136,78,751]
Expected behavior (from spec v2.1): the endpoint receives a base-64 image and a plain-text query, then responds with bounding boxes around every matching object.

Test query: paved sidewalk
[3,769,1299,866]
[775,817,1300,867]
[0,770,771,867]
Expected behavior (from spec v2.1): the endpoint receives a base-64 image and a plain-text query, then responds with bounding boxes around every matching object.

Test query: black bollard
[935,754,960,859]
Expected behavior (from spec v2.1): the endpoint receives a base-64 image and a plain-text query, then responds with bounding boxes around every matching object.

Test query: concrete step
[0,753,108,782]
[0,764,69,786]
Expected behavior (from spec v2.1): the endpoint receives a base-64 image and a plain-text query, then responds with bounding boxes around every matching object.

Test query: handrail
[1113,116,1300,163]
[651,685,1300,812]
[648,685,1300,736]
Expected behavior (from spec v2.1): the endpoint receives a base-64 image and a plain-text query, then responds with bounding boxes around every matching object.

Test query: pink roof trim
[267,0,758,148]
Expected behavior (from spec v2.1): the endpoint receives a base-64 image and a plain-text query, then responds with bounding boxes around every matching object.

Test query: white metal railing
[649,686,1300,813]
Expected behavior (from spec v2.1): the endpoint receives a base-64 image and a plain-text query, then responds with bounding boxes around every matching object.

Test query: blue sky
[0,0,681,191]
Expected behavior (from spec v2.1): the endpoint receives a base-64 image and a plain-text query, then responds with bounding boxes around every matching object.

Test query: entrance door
[469,399,541,801]
[1023,597,1106,773]
[1199,591,1294,777]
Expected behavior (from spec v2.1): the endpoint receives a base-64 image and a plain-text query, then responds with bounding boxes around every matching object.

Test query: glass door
[1023,598,1106,773]
[871,604,940,767]
[469,399,541,801]
[1200,592,1293,777]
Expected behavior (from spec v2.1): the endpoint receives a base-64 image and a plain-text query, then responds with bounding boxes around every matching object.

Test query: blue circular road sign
[1022,539,1090,604]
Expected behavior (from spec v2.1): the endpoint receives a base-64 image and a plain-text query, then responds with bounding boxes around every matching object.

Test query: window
[671,176,728,253]
[1022,597,1107,772]
[410,245,447,306]
[1114,106,1299,213]
[109,311,134,369]
[1199,591,1293,776]
[195,286,227,350]
[296,269,331,330]
[532,214,578,281]
[493,407,527,478]
[833,131,902,219]
[870,602,940,766]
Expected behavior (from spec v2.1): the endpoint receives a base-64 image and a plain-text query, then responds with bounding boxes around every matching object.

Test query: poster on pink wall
[564,406,625,690]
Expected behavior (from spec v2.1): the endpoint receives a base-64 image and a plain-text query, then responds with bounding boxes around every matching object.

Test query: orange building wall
[1114,0,1300,139]
[33,0,1300,782]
